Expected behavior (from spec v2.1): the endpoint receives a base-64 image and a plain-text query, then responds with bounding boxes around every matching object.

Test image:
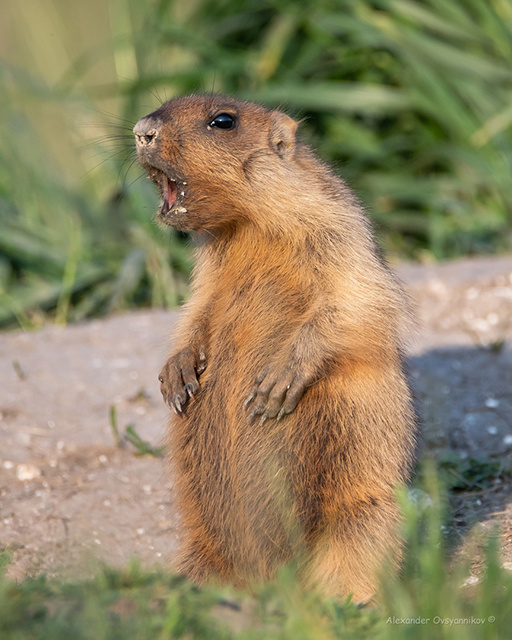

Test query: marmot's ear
[269,112,298,159]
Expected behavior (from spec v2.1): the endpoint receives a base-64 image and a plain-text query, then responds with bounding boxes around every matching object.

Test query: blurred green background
[2,0,512,328]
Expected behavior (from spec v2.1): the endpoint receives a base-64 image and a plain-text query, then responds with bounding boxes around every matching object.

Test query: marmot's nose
[134,117,160,146]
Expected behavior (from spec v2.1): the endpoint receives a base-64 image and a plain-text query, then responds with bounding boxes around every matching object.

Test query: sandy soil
[1,255,512,581]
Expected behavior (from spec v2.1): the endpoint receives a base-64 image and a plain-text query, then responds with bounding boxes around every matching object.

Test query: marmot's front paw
[159,348,207,414]
[243,363,311,425]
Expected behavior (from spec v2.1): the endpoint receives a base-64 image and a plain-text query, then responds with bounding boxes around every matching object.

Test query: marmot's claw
[248,404,264,424]
[159,347,206,414]
[243,391,256,410]
[244,363,308,424]
[185,382,198,397]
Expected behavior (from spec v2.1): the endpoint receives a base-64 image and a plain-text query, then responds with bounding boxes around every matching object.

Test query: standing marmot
[134,94,415,602]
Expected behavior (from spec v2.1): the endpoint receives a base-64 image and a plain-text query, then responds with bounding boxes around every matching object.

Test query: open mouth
[147,168,187,218]
[161,174,177,214]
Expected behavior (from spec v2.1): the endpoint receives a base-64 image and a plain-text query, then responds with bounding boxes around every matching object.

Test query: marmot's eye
[209,113,236,130]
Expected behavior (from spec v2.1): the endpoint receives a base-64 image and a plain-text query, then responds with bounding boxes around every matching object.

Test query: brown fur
[134,94,416,602]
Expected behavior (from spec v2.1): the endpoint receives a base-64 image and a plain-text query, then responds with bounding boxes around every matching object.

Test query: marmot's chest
[203,274,308,364]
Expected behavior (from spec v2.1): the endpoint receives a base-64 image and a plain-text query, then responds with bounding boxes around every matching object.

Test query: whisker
[124,169,147,191]
[117,156,143,189]
[83,146,135,164]
[80,148,135,180]
[148,86,164,107]
[86,106,136,128]
[80,138,133,153]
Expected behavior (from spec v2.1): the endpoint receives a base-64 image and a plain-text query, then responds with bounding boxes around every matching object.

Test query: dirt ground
[1,255,512,582]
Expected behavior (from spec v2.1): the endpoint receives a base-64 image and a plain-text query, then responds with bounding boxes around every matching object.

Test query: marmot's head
[134,94,297,233]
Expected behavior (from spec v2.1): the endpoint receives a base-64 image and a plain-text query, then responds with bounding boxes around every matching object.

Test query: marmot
[134,94,415,602]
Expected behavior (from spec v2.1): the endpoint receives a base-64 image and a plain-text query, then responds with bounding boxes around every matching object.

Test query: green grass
[1,0,512,328]
[109,404,165,456]
[2,467,512,639]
